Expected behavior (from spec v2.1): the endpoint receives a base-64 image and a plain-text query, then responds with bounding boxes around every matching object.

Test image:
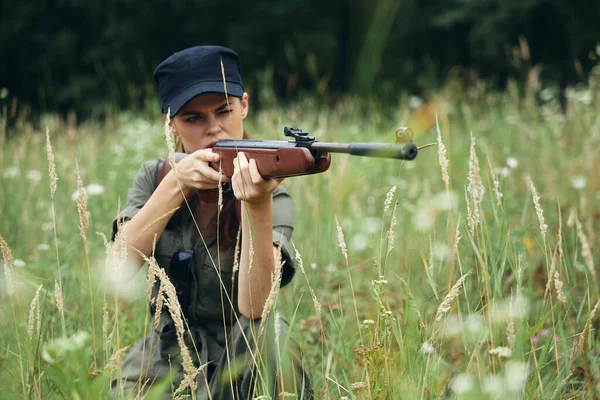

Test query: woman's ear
[240,92,249,119]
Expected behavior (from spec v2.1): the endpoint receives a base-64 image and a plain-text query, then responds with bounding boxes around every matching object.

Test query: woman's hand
[172,149,230,191]
[231,152,283,206]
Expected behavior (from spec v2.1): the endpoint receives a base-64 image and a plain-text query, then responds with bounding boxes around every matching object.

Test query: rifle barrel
[311,142,418,160]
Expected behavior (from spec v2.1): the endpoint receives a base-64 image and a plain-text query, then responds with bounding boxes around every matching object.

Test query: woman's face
[170,92,248,153]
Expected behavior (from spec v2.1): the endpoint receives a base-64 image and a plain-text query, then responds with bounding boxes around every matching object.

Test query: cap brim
[163,81,244,116]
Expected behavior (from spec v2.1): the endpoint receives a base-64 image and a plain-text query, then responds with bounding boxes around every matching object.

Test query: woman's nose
[205,115,220,136]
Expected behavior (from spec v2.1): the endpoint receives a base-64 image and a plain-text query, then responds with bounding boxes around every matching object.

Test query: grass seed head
[387,203,397,254]
[435,273,470,322]
[526,176,547,241]
[45,127,58,199]
[54,280,65,331]
[383,185,396,212]
[76,166,89,247]
[28,285,43,340]
[487,155,503,208]
[576,217,595,278]
[466,133,484,236]
[335,216,348,265]
[164,108,176,170]
[489,346,512,358]
[436,115,450,185]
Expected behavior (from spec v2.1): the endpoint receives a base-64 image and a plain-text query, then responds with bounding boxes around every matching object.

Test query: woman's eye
[219,109,233,115]
[187,116,202,122]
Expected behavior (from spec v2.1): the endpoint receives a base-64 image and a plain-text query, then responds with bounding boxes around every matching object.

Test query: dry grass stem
[45,127,58,199]
[0,233,14,294]
[102,296,109,340]
[436,114,449,186]
[154,264,198,397]
[248,231,255,271]
[105,346,129,373]
[164,108,176,170]
[435,273,470,322]
[293,242,321,315]
[526,176,547,242]
[145,253,166,329]
[28,285,43,340]
[260,246,283,324]
[218,164,224,213]
[232,227,242,275]
[576,218,595,278]
[569,299,600,368]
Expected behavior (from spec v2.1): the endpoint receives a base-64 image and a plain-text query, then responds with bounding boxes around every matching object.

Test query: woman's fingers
[248,158,265,184]
[196,162,225,184]
[232,152,281,203]
[191,148,219,163]
[174,149,229,190]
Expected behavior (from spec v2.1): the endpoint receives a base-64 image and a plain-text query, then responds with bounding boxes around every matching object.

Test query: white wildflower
[70,183,106,201]
[570,176,587,190]
[362,319,375,325]
[506,157,519,169]
[498,167,510,177]
[408,96,423,109]
[361,217,381,234]
[86,183,105,196]
[26,169,42,182]
[13,259,26,268]
[482,375,504,398]
[420,341,435,354]
[505,362,529,392]
[350,233,368,253]
[451,373,475,394]
[4,166,20,178]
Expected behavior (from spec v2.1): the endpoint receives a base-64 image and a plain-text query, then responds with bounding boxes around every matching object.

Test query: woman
[111,46,313,399]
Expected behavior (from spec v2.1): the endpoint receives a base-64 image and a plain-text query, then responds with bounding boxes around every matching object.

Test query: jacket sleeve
[111,159,161,241]
[271,184,296,287]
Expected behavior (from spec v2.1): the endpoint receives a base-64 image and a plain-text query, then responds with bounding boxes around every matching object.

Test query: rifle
[159,126,418,180]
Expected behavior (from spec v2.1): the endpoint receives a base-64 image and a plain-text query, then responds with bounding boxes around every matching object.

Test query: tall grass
[0,83,599,398]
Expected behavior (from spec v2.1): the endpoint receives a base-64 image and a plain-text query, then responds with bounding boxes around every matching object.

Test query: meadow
[0,81,599,399]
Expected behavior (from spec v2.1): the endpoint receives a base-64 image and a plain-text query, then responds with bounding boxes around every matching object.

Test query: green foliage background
[2,0,600,117]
